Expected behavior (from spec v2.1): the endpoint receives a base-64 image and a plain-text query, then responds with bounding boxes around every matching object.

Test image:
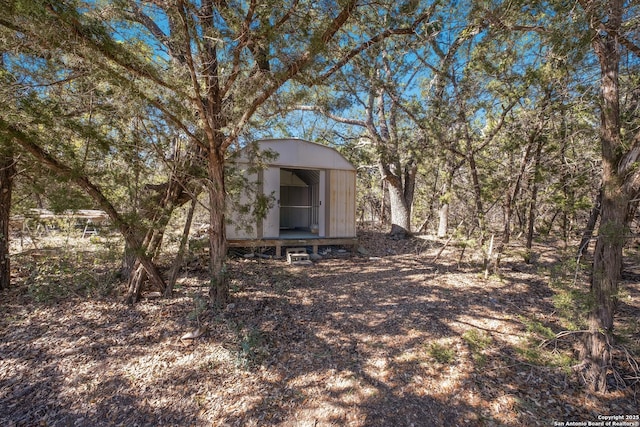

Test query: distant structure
[226,138,357,255]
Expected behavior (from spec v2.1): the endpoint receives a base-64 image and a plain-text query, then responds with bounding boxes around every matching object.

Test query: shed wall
[245,139,354,171]
[226,139,357,241]
[328,169,356,237]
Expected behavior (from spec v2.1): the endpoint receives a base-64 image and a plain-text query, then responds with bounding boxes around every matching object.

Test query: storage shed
[226,138,357,255]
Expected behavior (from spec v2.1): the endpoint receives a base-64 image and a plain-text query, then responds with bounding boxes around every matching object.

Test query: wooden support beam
[227,237,358,258]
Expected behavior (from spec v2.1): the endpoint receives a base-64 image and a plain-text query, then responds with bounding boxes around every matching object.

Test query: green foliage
[548,259,592,331]
[46,181,94,214]
[462,328,493,350]
[462,329,493,366]
[229,321,271,369]
[426,341,456,365]
[520,317,556,341]
[24,250,118,302]
[515,314,579,372]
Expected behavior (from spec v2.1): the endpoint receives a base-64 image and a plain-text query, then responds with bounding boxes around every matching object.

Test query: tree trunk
[467,149,488,264]
[0,150,15,291]
[582,191,626,391]
[208,147,228,306]
[525,137,544,262]
[437,199,449,238]
[387,177,412,239]
[380,179,388,226]
[166,196,196,297]
[580,0,626,391]
[495,122,540,271]
[123,175,195,303]
[124,227,166,304]
[577,187,602,258]
[437,165,454,238]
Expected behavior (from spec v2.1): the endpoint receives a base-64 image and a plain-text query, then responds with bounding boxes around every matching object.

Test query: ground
[0,230,638,426]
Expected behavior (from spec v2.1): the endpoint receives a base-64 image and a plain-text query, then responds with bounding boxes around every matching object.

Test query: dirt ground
[1,230,638,426]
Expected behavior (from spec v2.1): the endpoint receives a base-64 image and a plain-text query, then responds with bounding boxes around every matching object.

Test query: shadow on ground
[0,231,638,426]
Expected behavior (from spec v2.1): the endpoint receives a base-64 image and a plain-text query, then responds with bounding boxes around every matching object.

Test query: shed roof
[235,138,355,171]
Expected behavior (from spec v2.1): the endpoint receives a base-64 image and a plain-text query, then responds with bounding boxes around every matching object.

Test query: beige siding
[328,170,356,237]
[227,139,357,241]
[262,167,281,238]
[237,139,355,171]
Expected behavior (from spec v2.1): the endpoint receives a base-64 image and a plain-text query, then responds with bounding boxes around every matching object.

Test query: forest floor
[1,228,639,426]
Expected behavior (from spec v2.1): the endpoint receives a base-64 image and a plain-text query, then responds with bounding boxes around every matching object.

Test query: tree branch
[224,0,359,149]
[293,105,367,127]
[318,8,437,83]
[0,117,166,289]
[44,2,176,92]
[619,131,640,195]
[176,1,216,146]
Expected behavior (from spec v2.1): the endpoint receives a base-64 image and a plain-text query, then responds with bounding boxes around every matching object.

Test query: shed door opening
[279,168,323,237]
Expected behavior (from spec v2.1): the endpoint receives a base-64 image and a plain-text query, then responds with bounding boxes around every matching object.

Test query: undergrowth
[226,319,271,369]
[426,340,456,365]
[462,329,493,367]
[17,244,120,303]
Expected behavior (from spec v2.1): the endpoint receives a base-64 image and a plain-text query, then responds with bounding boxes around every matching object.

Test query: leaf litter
[0,231,638,426]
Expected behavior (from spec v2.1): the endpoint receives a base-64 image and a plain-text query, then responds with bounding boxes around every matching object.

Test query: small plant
[522,318,556,341]
[515,316,578,370]
[547,258,592,330]
[25,253,109,302]
[426,341,456,364]
[188,293,208,326]
[516,346,543,365]
[237,326,270,368]
[463,329,493,350]
[462,329,493,366]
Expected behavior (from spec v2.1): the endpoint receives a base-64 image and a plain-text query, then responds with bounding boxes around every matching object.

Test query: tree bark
[166,196,196,297]
[207,147,228,305]
[123,171,197,303]
[437,165,454,238]
[525,137,544,261]
[0,149,15,291]
[495,134,537,271]
[467,149,487,249]
[577,187,602,259]
[579,0,628,391]
[387,176,412,238]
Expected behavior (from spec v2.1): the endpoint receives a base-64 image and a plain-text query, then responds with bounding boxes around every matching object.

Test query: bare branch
[483,9,549,34]
[619,132,640,195]
[176,1,216,146]
[601,22,640,58]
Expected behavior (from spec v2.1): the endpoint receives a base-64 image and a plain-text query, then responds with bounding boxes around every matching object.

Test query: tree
[0,140,15,291]
[290,4,449,238]
[2,0,426,304]
[576,0,640,392]
[294,67,424,238]
[0,2,186,298]
[0,51,15,291]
